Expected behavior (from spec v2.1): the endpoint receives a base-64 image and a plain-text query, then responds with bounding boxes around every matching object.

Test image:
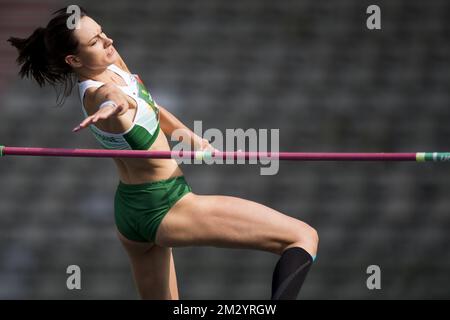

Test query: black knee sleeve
[271,247,314,300]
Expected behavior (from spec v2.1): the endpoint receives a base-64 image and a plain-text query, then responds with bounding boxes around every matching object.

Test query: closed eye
[89,29,103,46]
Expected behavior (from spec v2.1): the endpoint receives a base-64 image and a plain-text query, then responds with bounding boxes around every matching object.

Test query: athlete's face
[67,16,117,70]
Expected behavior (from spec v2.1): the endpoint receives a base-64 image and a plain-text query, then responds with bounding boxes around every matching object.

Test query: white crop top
[78,64,160,150]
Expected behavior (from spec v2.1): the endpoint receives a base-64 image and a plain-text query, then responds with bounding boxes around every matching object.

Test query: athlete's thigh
[155,193,310,254]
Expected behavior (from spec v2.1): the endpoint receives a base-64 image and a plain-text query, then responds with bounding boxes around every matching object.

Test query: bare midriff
[87,88,184,185]
[112,128,184,184]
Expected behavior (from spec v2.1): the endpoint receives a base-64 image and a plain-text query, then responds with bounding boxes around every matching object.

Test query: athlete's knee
[309,226,319,253]
[307,225,319,246]
[285,222,319,256]
[301,224,319,247]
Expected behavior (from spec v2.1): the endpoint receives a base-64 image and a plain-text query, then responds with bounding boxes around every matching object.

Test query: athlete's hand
[200,138,220,153]
[72,102,127,132]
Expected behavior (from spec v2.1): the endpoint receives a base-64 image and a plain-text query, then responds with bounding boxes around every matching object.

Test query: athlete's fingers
[99,104,123,118]
[79,117,93,127]
[73,104,125,132]
[92,106,115,122]
[73,122,88,132]
[73,115,95,132]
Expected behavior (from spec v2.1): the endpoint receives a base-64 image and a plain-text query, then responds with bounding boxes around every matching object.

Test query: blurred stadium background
[0,0,449,299]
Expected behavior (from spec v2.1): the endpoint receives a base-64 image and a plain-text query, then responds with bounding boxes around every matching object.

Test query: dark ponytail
[8,6,88,106]
[8,27,49,87]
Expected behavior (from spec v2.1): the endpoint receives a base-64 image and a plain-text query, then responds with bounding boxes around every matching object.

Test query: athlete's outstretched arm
[157,104,214,151]
[73,84,130,132]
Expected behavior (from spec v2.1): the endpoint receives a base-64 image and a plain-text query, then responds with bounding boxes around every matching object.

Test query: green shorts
[114,175,192,242]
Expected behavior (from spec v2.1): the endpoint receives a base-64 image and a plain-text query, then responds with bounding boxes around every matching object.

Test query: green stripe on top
[123,123,160,150]
[417,153,450,162]
[136,77,159,116]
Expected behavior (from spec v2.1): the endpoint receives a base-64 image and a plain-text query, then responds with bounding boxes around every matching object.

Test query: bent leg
[155,193,318,256]
[155,193,318,299]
